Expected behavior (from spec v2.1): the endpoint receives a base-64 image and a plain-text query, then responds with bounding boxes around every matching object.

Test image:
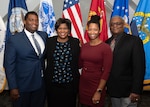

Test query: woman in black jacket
[44,18,80,107]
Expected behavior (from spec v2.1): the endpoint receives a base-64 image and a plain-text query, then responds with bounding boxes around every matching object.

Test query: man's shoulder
[105,37,113,44]
[36,31,47,36]
[124,33,141,41]
[9,31,24,39]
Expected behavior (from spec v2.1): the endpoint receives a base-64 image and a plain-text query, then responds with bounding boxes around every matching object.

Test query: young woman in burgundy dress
[79,15,113,107]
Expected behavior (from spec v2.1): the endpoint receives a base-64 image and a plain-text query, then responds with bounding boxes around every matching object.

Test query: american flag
[62,0,86,43]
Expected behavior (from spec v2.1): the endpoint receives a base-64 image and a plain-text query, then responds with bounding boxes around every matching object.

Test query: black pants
[47,83,77,107]
[13,83,46,107]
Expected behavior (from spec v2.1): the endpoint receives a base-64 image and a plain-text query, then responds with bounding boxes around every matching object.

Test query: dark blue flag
[6,0,28,41]
[130,20,139,36]
[131,0,150,90]
[111,0,130,34]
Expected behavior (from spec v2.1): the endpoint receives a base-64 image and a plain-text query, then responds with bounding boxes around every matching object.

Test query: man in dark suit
[106,16,145,107]
[4,11,48,107]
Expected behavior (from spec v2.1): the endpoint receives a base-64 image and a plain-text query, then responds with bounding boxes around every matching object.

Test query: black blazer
[44,36,80,93]
[106,32,145,97]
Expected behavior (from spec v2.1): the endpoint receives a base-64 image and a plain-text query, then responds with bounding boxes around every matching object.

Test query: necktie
[32,35,41,55]
[110,38,116,51]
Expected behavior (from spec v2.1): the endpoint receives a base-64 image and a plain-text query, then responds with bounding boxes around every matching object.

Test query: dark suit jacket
[44,36,80,93]
[4,30,48,92]
[106,32,145,97]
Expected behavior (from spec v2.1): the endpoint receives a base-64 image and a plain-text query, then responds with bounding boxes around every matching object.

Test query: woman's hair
[55,18,71,31]
[87,15,100,29]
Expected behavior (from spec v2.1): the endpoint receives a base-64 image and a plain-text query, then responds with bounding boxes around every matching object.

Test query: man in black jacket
[106,16,145,107]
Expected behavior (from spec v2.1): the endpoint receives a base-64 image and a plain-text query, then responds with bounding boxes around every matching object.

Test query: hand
[129,93,140,103]
[10,89,20,101]
[92,91,101,104]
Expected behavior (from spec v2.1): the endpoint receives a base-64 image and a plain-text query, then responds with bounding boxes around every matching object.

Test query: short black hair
[24,11,38,20]
[55,18,71,31]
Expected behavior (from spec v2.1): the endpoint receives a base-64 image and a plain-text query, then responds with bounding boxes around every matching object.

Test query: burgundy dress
[79,42,112,107]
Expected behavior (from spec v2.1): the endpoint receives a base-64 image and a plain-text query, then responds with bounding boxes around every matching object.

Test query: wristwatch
[97,89,102,93]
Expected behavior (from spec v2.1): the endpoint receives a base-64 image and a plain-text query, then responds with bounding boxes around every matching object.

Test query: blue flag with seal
[111,0,130,34]
[38,0,56,37]
[131,0,150,90]
[6,0,28,41]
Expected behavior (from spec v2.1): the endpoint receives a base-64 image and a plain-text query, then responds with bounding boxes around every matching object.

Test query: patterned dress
[52,41,73,84]
[79,42,112,107]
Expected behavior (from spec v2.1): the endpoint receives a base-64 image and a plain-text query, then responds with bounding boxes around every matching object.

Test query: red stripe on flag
[67,7,83,43]
[75,4,82,22]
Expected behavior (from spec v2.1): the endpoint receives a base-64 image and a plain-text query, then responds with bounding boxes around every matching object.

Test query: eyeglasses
[110,22,123,26]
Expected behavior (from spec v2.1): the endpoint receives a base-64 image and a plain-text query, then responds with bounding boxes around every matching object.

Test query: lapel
[37,31,47,44]
[36,31,47,58]
[114,33,126,53]
[22,31,39,57]
[108,37,114,45]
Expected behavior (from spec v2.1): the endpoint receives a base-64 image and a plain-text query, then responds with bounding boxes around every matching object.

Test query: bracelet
[97,88,102,93]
